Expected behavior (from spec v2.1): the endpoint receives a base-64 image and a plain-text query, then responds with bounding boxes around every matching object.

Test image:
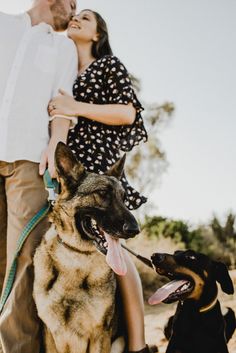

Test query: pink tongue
[148,279,189,305]
[104,232,127,276]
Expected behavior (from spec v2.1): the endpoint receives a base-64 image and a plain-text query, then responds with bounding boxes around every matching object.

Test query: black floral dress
[68,55,148,210]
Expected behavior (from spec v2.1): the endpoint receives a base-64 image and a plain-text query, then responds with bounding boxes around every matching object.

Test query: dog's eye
[186,254,196,260]
[97,190,107,197]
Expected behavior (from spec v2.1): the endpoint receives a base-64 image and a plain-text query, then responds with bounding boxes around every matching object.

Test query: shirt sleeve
[104,56,148,151]
[49,114,77,128]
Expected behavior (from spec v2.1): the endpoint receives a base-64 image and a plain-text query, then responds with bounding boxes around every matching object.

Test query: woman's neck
[75,42,96,74]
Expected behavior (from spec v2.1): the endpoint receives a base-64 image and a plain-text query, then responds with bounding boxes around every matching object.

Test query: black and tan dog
[149,250,235,353]
[33,142,140,353]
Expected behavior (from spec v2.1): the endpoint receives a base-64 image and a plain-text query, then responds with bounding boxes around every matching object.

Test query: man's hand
[39,138,58,178]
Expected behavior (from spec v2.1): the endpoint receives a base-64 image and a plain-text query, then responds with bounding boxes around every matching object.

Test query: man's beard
[50,1,71,31]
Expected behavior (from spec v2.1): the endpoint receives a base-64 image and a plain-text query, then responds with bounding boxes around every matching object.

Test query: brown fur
[33,143,139,353]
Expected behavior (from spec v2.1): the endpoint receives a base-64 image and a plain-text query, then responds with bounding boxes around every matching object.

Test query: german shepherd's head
[149,250,234,306]
[51,142,140,275]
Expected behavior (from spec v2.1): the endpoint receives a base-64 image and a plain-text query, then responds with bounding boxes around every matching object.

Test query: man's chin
[54,22,69,32]
[53,15,71,32]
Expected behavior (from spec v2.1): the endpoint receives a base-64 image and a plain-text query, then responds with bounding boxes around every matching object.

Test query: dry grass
[127,233,236,353]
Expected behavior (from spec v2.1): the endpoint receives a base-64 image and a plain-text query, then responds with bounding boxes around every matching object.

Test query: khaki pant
[0,161,49,353]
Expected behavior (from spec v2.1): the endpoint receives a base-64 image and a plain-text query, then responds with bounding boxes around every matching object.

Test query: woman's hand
[48,89,79,117]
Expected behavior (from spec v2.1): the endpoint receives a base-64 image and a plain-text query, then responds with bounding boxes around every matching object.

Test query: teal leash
[0,170,58,314]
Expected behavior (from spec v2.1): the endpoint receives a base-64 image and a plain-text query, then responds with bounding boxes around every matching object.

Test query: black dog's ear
[55,142,85,183]
[105,154,126,180]
[213,261,234,295]
[174,250,184,256]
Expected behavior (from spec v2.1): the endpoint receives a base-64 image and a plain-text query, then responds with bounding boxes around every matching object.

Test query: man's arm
[39,117,71,177]
[39,38,78,177]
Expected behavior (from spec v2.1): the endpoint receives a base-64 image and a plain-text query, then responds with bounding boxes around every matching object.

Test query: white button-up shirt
[0,12,78,162]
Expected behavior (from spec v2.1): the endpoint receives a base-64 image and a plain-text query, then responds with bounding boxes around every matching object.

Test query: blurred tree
[211,213,236,243]
[126,76,174,201]
[210,213,236,266]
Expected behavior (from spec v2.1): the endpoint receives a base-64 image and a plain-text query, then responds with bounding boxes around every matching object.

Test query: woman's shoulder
[97,55,129,77]
[98,55,125,67]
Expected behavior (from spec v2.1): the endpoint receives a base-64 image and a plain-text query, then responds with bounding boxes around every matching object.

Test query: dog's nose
[151,253,166,264]
[123,222,140,237]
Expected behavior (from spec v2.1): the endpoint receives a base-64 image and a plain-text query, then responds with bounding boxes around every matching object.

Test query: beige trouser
[0,161,49,353]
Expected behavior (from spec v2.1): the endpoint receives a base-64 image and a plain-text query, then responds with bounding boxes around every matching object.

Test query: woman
[49,10,156,353]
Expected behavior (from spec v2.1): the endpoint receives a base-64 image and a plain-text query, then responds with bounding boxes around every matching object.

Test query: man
[0,1,78,352]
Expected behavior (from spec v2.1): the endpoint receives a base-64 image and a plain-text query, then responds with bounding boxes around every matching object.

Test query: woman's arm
[49,90,136,126]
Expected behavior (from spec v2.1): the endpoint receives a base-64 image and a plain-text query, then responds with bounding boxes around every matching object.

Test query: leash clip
[46,187,57,202]
[43,170,59,204]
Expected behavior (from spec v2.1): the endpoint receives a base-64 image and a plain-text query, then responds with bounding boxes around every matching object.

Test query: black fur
[151,250,235,353]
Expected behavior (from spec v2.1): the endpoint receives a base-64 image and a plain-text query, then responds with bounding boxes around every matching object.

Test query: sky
[1,0,236,225]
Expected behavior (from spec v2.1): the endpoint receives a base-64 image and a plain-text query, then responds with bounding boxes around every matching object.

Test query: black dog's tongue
[148,279,189,305]
[104,232,127,276]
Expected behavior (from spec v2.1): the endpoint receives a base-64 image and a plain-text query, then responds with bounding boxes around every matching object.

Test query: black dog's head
[52,142,140,275]
[149,250,234,305]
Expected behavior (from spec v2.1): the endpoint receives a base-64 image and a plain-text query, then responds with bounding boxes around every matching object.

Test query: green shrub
[141,214,236,268]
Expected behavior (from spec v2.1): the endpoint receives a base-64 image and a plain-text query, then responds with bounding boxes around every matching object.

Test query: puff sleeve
[104,56,148,151]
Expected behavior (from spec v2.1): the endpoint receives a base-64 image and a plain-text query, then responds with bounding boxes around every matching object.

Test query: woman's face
[67,10,98,43]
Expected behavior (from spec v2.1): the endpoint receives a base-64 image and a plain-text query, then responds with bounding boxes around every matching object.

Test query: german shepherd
[149,250,235,353]
[33,142,140,353]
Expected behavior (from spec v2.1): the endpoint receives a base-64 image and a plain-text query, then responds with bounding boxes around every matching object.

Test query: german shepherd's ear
[213,261,234,294]
[105,154,126,180]
[55,142,85,183]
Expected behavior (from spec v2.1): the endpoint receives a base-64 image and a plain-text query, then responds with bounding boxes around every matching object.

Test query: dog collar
[57,234,93,255]
[199,293,218,313]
